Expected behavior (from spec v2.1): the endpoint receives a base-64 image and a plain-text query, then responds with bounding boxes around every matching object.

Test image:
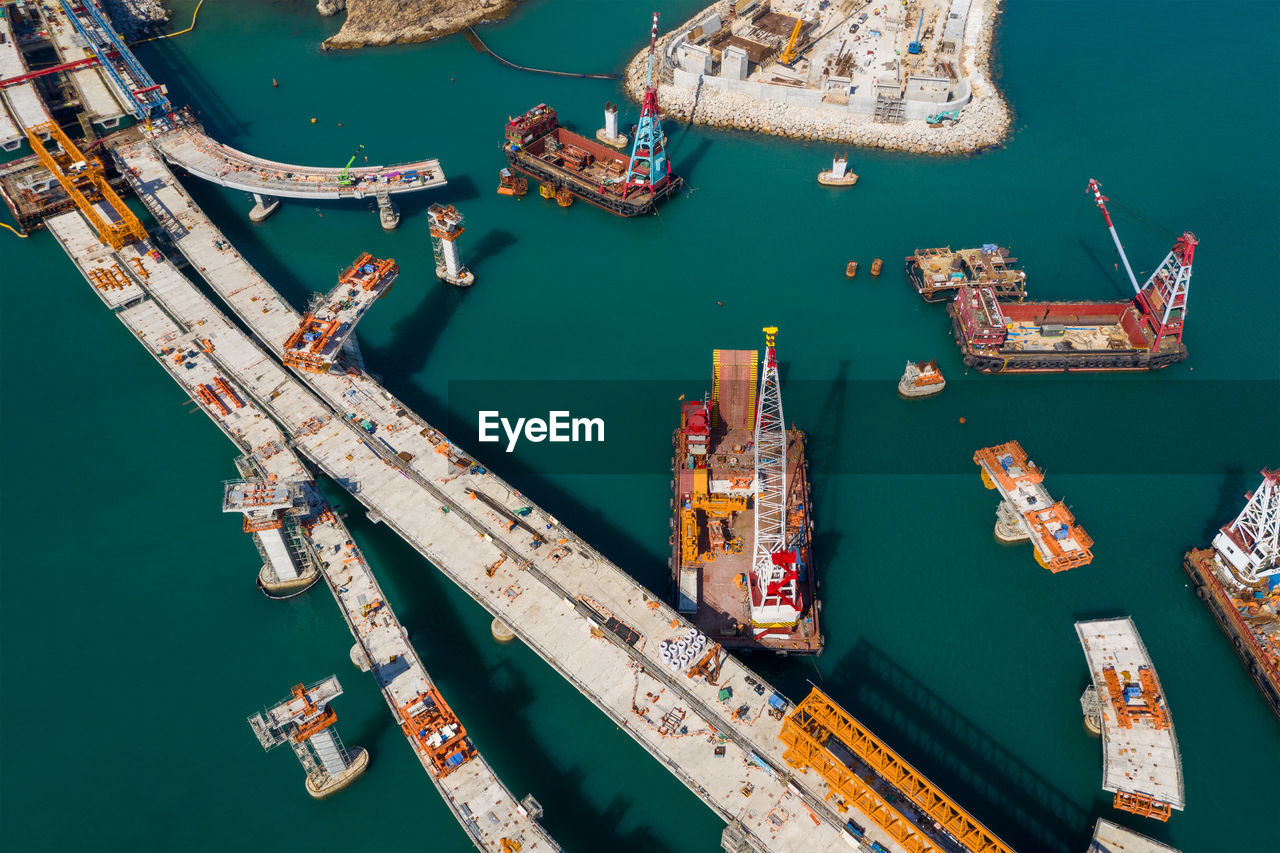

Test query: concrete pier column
[376,193,400,230]
[491,617,515,643]
[596,101,629,149]
[441,239,462,279]
[309,728,350,777]
[249,193,280,222]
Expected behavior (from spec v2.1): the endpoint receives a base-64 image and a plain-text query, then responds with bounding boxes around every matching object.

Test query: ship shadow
[331,494,669,851]
[441,173,481,204]
[673,138,712,185]
[818,639,1094,853]
[1202,466,1246,543]
[140,37,248,141]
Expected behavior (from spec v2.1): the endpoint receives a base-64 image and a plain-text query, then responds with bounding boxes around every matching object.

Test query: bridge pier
[249,193,280,222]
[376,192,400,231]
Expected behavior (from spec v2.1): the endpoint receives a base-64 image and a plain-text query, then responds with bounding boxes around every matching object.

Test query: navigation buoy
[272,78,278,88]
[337,122,342,127]
[959,417,967,424]
[310,117,317,124]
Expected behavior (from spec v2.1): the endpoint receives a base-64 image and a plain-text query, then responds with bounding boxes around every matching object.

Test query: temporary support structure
[248,676,367,798]
[427,204,474,286]
[779,688,1013,853]
[28,122,147,249]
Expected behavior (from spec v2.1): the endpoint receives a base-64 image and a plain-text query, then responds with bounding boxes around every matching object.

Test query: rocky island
[626,0,1010,155]
[317,0,519,49]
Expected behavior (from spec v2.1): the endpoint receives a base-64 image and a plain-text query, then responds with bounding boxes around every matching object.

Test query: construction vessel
[948,180,1194,372]
[905,245,1026,303]
[817,154,857,186]
[1183,469,1280,720]
[427,204,474,287]
[779,687,1013,853]
[502,15,680,217]
[282,254,398,373]
[248,677,369,798]
[898,360,945,398]
[670,328,822,654]
[974,441,1093,571]
[1075,618,1185,822]
[496,168,528,197]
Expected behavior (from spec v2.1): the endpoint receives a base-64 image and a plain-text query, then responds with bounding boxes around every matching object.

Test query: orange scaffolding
[1024,501,1094,572]
[27,123,147,250]
[1113,791,1173,822]
[779,688,1012,853]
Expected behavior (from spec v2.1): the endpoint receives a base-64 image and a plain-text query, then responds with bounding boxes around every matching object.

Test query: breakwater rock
[101,0,170,41]
[319,0,520,49]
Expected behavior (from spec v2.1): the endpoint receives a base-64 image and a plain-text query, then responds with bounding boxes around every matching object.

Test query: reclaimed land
[317,0,521,49]
[626,0,1011,155]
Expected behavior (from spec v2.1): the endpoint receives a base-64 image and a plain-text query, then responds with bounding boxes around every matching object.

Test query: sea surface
[2,1,1278,851]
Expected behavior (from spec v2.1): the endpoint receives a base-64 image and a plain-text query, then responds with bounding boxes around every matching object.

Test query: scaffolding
[28,122,147,249]
[248,676,362,792]
[779,688,1013,853]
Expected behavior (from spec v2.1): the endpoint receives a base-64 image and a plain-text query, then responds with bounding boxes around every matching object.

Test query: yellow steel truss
[28,123,147,249]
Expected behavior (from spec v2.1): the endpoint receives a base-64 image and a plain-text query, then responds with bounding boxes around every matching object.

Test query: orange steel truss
[397,688,476,778]
[1024,501,1094,572]
[282,316,341,372]
[1113,791,1172,822]
[974,441,1044,492]
[289,683,338,743]
[28,122,147,249]
[779,689,1013,853]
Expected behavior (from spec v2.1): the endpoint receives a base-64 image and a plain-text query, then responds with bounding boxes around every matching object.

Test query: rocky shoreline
[317,0,520,50]
[100,0,171,41]
[625,0,1011,155]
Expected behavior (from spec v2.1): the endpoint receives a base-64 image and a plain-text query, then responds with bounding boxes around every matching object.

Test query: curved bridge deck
[153,128,445,200]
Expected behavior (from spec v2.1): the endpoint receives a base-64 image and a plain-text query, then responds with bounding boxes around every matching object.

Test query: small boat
[539,180,556,200]
[555,187,574,207]
[818,154,858,187]
[898,359,946,398]
[497,167,528,197]
[871,258,883,276]
[271,78,278,88]
[846,261,858,278]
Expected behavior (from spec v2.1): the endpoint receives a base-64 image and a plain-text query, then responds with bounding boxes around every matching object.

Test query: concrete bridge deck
[114,139,923,853]
[46,208,557,853]
[152,127,446,200]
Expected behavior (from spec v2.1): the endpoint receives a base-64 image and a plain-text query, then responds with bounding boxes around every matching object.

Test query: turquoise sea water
[2,1,1278,850]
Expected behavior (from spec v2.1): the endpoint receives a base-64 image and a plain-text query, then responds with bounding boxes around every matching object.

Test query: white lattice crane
[750,327,802,637]
[1213,470,1280,584]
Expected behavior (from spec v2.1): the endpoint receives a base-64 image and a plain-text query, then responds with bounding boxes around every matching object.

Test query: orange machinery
[1025,502,1094,572]
[27,122,148,249]
[398,687,476,778]
[1114,791,1173,822]
[1101,666,1169,731]
[779,688,1012,853]
[974,440,1044,492]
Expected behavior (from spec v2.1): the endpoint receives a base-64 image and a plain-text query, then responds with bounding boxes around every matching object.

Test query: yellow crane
[779,17,804,64]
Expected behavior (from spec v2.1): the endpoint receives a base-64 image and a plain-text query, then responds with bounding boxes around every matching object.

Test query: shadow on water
[1203,466,1246,543]
[1075,237,1134,300]
[363,281,465,378]
[442,173,481,204]
[469,228,519,274]
[674,137,712,185]
[821,640,1094,853]
[334,493,667,851]
[142,38,247,140]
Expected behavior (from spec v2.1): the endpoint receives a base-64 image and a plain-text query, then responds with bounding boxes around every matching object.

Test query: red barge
[947,180,1195,373]
[502,14,680,218]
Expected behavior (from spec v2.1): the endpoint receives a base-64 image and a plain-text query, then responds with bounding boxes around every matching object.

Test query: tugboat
[845,260,859,278]
[818,154,858,187]
[898,360,945,398]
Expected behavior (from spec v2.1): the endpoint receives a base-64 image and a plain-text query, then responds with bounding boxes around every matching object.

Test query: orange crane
[27,122,147,249]
[779,18,804,64]
[779,688,1013,853]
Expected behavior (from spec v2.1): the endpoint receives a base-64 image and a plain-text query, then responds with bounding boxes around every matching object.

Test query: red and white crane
[1089,178,1197,351]
[1213,470,1280,584]
[750,326,802,637]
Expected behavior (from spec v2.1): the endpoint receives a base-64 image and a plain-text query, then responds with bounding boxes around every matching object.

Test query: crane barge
[947,179,1195,372]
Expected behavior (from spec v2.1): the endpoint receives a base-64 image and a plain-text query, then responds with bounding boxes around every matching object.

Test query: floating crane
[1089,178,1197,352]
[338,144,365,187]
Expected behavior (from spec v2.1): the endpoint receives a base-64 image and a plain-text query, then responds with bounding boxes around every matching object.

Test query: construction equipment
[28,122,148,250]
[908,11,924,54]
[780,688,1014,853]
[926,109,960,126]
[338,144,364,187]
[779,18,804,64]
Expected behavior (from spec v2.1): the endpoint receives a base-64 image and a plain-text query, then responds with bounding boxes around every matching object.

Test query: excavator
[338,144,365,187]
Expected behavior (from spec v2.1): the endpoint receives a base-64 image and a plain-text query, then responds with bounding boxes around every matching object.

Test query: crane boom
[780,18,803,64]
[339,144,365,187]
[1088,178,1141,295]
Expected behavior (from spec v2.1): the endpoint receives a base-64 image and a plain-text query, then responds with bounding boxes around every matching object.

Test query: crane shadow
[820,639,1095,853]
[1202,466,1246,544]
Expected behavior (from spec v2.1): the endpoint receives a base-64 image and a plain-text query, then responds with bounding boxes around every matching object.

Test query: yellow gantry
[779,688,1014,853]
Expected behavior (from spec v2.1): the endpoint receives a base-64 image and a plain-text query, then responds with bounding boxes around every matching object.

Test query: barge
[947,180,1195,373]
[905,244,1026,303]
[1183,469,1280,720]
[501,15,679,217]
[670,331,822,655]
